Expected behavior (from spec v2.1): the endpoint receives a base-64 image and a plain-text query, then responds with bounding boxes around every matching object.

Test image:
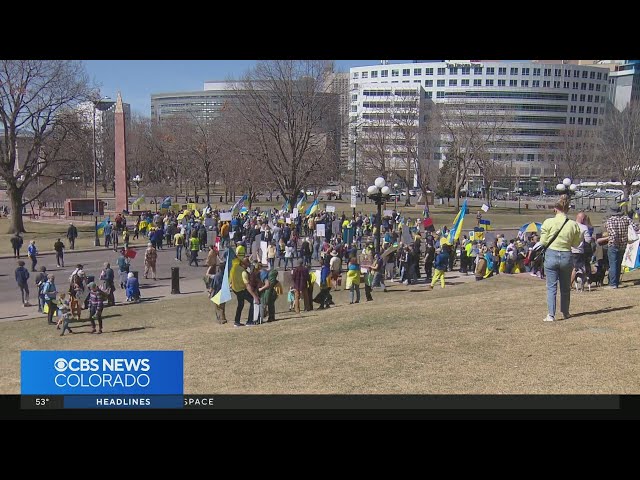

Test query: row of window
[365,78,607,92]
[354,67,607,81]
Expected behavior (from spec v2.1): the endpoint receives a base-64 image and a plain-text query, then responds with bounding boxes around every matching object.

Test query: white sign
[481,204,490,213]
[286,217,292,224]
[314,269,322,286]
[260,241,268,266]
[383,210,394,218]
[316,223,325,238]
[326,206,336,213]
[292,208,298,218]
[229,231,235,240]
[351,186,357,208]
[220,212,232,221]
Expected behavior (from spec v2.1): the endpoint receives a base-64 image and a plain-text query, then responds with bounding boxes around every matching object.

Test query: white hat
[128,272,134,278]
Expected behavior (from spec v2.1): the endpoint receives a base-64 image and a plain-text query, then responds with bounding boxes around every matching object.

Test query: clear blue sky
[83,60,418,116]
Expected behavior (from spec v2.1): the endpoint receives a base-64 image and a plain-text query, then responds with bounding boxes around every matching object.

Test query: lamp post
[556,177,577,207]
[92,96,113,246]
[367,177,391,255]
[133,175,142,198]
[393,183,399,210]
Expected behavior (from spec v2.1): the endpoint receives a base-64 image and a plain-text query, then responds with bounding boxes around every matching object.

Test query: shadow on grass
[104,326,151,334]
[569,305,634,318]
[0,314,29,320]
[178,291,202,295]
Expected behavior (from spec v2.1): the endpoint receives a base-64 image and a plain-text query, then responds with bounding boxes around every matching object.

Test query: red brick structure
[115,92,128,214]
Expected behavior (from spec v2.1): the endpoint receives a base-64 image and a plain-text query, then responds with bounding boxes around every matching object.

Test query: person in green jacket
[189,233,200,266]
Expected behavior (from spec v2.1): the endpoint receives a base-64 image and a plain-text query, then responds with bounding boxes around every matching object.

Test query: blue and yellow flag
[96,217,110,236]
[211,245,236,305]
[305,199,319,216]
[448,199,468,245]
[161,196,172,209]
[295,193,305,211]
[479,219,491,231]
[231,194,248,215]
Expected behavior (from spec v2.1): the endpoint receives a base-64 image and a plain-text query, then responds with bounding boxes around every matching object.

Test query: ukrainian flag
[295,194,305,211]
[479,219,492,231]
[96,217,109,236]
[448,199,468,245]
[282,198,290,212]
[161,196,172,209]
[305,199,319,216]
[211,245,236,305]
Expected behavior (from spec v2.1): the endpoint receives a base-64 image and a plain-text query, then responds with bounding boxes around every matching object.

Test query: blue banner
[64,395,183,409]
[21,351,183,395]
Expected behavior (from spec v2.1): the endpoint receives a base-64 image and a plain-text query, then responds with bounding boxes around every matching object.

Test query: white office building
[349,61,610,190]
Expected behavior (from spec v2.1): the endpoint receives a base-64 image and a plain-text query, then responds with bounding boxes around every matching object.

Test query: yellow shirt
[230,259,248,292]
[540,213,581,252]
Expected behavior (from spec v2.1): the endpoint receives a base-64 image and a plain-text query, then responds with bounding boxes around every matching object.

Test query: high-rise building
[349,60,610,190]
[607,61,640,111]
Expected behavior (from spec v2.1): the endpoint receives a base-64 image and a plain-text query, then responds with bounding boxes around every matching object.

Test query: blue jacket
[434,251,449,271]
[28,244,37,257]
[126,277,140,298]
[15,266,29,285]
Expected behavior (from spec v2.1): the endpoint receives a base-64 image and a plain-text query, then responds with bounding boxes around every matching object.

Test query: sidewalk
[0,244,146,260]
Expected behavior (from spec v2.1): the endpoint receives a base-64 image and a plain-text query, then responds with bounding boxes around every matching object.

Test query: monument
[114,92,128,213]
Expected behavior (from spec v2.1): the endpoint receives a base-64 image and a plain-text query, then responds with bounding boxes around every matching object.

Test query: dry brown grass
[1,268,639,395]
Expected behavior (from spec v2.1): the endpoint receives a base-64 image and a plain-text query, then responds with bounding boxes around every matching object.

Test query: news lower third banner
[21,351,183,396]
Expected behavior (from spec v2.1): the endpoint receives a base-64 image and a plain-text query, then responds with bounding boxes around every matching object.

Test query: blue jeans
[349,284,360,303]
[176,245,182,260]
[607,245,624,287]
[544,249,572,318]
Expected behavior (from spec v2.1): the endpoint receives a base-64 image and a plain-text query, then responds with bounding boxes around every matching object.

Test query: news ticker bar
[20,395,621,410]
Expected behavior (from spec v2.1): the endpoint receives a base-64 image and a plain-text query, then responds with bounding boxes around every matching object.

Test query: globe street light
[368,176,391,255]
[133,174,142,197]
[556,177,577,195]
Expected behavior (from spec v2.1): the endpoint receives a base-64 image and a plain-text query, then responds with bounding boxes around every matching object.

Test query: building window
[573,82,579,89]
[565,70,571,77]
[578,106,584,113]
[461,67,470,75]
[593,107,598,114]
[425,91,433,99]
[544,68,551,76]
[521,80,529,87]
[371,71,378,78]
[392,70,399,77]
[569,117,575,124]
[578,117,583,125]
[498,79,506,86]
[589,71,595,79]
[414,80,421,84]
[580,94,586,101]
[596,84,601,91]
[402,69,410,76]
[603,85,607,92]
[553,81,561,88]
[426,68,433,75]
[437,91,445,99]
[601,96,606,102]
[474,79,481,86]
[570,105,576,113]
[414,68,422,76]
[362,72,368,79]
[597,72,602,80]
[449,79,457,86]
[522,68,530,75]
[486,67,495,75]
[486,79,494,86]
[604,73,608,81]
[571,94,577,102]
[587,94,593,102]
[528,154,535,161]
[594,95,599,102]
[438,68,446,75]
[381,70,388,77]
[593,118,598,125]
[351,105,357,112]
[573,70,579,78]
[543,80,551,87]
[426,80,433,87]
[555,69,561,76]
[585,118,591,125]
[582,71,588,78]
[532,80,540,87]
[449,67,458,75]
[498,67,506,75]
[351,94,358,101]
[589,83,594,91]
[563,81,570,88]
[533,68,541,76]
[511,67,519,75]
[474,67,483,74]
[586,106,592,114]
[437,79,445,87]
[353,72,359,79]
[461,79,470,86]
[510,79,517,87]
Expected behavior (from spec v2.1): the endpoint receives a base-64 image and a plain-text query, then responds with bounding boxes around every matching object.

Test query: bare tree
[231,60,340,204]
[600,101,640,200]
[0,60,93,232]
[554,125,599,182]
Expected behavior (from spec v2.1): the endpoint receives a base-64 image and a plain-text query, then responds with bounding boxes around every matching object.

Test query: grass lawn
[2,269,639,394]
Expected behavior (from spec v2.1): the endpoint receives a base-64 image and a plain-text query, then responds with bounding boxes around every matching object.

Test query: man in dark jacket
[53,238,65,267]
[66,223,78,250]
[15,260,30,306]
[35,266,47,312]
[11,233,23,259]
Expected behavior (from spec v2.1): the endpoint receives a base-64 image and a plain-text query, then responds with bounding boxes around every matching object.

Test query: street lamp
[556,177,577,195]
[133,175,142,197]
[92,95,114,246]
[393,183,399,210]
[367,177,391,255]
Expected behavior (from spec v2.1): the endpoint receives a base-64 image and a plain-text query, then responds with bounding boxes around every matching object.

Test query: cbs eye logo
[54,358,69,372]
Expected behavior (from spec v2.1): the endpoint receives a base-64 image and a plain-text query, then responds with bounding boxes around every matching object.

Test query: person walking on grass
[66,223,77,250]
[230,255,260,327]
[35,266,47,312]
[15,260,30,307]
[188,233,200,267]
[346,257,361,304]
[53,238,65,267]
[87,282,106,334]
[541,194,582,322]
[210,265,227,324]
[10,233,23,258]
[42,274,58,325]
[429,243,450,290]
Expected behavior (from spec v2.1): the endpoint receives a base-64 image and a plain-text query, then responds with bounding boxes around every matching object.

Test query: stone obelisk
[114,92,128,214]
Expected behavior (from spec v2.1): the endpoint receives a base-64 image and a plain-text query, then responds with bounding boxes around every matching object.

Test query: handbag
[528,218,569,264]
